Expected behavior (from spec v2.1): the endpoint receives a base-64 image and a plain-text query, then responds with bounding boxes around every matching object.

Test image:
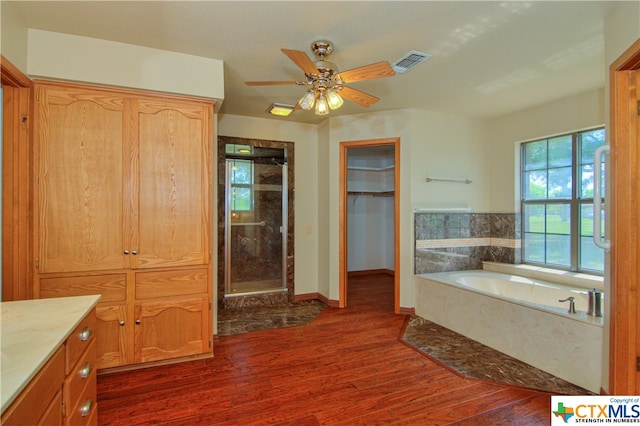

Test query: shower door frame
[224,156,288,296]
[217,136,295,305]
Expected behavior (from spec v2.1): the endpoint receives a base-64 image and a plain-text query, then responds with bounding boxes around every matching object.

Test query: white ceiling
[8,1,615,124]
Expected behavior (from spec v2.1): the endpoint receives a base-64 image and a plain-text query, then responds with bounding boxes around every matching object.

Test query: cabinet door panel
[134,297,209,363]
[37,86,125,273]
[136,100,210,268]
[95,304,130,369]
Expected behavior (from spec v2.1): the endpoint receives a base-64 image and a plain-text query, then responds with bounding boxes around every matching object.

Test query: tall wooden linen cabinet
[33,81,214,370]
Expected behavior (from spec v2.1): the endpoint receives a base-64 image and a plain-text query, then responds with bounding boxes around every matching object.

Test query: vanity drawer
[65,372,97,426]
[64,339,96,410]
[66,310,97,375]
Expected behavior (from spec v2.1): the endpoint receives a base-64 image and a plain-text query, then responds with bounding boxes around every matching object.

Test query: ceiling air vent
[392,51,432,73]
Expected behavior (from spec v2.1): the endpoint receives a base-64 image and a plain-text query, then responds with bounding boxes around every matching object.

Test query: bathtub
[415,269,604,393]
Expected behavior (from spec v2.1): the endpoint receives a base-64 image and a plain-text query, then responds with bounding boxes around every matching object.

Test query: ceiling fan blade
[339,61,396,83]
[281,48,318,75]
[339,86,380,108]
[245,81,299,86]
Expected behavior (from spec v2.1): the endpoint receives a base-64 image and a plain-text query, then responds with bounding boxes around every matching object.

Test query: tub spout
[559,296,576,314]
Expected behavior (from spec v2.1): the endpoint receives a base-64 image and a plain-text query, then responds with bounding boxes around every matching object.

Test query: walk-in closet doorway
[339,138,400,312]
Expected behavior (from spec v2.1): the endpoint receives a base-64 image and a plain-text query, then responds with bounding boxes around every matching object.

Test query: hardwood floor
[97,273,552,425]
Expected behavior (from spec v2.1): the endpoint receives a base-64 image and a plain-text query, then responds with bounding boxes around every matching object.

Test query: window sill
[482,261,604,291]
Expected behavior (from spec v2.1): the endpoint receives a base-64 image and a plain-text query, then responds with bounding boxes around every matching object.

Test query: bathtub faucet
[558,296,576,314]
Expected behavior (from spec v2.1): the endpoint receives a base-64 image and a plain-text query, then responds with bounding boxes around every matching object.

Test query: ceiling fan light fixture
[299,90,316,110]
[326,88,344,110]
[266,102,296,117]
[315,94,329,115]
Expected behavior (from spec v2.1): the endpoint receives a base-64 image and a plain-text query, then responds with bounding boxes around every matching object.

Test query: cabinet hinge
[61,400,66,417]
[209,339,212,348]
[35,176,39,185]
[637,356,640,372]
[35,92,40,103]
[35,259,39,269]
[21,115,28,130]
[637,100,640,116]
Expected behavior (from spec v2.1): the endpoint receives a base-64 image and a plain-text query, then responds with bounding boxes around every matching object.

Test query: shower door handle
[593,144,610,252]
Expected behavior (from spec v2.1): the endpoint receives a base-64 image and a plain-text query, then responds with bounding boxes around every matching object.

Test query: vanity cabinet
[1,346,65,426]
[33,81,214,370]
[1,297,99,426]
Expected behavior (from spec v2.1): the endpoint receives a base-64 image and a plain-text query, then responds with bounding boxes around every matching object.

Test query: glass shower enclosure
[224,144,288,296]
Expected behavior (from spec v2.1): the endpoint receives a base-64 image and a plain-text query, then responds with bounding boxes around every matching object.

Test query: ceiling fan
[245,40,396,116]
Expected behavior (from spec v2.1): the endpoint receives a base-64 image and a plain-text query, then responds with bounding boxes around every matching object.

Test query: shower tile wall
[414,213,520,273]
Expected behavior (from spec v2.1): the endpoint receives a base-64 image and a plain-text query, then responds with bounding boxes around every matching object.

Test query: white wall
[409,109,491,213]
[325,108,489,308]
[347,195,394,272]
[487,88,605,214]
[327,110,411,304]
[317,120,330,298]
[217,114,320,297]
[347,150,395,272]
[0,2,29,73]
[27,29,224,103]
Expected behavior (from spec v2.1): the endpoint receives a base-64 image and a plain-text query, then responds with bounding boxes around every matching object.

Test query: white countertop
[0,295,101,413]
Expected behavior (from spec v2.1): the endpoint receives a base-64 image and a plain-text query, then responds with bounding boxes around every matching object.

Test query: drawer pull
[79,399,93,417]
[79,362,92,379]
[135,319,141,325]
[132,250,138,255]
[119,320,125,326]
[124,249,130,254]
[79,326,92,341]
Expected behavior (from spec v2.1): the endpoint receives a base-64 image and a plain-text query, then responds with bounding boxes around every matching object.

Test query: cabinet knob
[79,326,92,341]
[124,249,129,255]
[79,362,92,379]
[79,399,93,417]
[131,250,138,255]
[119,320,125,326]
[135,319,141,325]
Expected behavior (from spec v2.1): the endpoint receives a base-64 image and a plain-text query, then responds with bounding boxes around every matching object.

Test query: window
[521,128,605,273]
[229,159,253,211]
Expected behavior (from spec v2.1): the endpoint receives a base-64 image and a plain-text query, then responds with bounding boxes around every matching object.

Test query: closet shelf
[347,165,395,171]
[348,190,395,197]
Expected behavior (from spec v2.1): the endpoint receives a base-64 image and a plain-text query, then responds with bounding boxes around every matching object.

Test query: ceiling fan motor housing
[311,40,334,59]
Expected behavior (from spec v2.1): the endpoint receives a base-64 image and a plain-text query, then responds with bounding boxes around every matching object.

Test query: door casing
[339,137,400,313]
[608,38,640,395]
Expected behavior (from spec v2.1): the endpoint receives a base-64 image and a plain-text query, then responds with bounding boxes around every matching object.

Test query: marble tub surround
[415,212,520,273]
[1,295,101,412]
[402,317,592,395]
[415,274,603,393]
[217,300,326,335]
